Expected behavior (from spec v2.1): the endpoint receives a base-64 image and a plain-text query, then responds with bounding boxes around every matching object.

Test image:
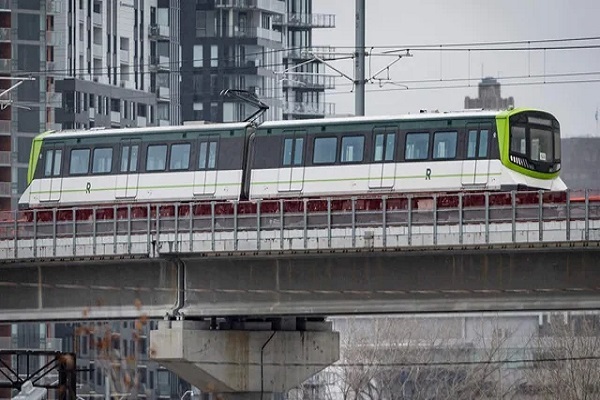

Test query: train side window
[283,137,304,166]
[199,141,218,170]
[341,135,364,163]
[313,137,337,164]
[53,150,62,176]
[120,145,139,173]
[467,130,478,159]
[44,150,54,177]
[70,149,90,175]
[92,148,113,174]
[374,133,395,162]
[405,133,429,161]
[478,130,489,158]
[170,143,191,170]
[146,144,167,171]
[433,131,457,160]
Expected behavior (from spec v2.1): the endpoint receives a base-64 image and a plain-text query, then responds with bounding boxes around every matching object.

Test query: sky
[312,0,600,138]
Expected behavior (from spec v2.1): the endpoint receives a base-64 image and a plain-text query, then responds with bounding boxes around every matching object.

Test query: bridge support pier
[150,319,339,399]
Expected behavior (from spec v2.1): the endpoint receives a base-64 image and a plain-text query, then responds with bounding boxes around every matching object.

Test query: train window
[313,137,337,164]
[341,136,364,163]
[511,126,526,155]
[433,131,457,159]
[92,148,113,174]
[478,130,489,158]
[374,133,395,162]
[69,149,90,175]
[44,149,62,177]
[170,143,191,170]
[44,150,53,177]
[405,133,429,161]
[120,145,139,173]
[467,130,478,158]
[199,141,218,170]
[146,144,167,171]
[283,137,304,166]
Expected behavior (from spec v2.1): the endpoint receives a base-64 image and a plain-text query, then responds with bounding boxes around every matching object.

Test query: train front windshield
[509,112,561,173]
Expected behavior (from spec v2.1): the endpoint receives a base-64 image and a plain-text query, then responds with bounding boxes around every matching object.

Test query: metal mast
[354,0,366,116]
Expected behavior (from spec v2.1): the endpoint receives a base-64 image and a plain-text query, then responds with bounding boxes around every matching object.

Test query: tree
[295,316,528,400]
[524,313,600,400]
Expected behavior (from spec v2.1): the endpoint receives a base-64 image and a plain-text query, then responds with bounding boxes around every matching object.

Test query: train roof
[36,108,529,141]
[39,121,252,140]
[259,109,506,130]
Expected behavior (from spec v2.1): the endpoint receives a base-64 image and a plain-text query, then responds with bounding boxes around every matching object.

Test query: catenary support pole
[355,0,366,116]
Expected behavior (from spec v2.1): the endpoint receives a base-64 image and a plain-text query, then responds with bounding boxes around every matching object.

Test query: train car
[18,107,566,211]
[249,108,566,199]
[18,122,252,210]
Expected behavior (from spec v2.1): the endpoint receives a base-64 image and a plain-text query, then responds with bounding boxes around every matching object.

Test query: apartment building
[180,0,335,123]
[0,0,181,210]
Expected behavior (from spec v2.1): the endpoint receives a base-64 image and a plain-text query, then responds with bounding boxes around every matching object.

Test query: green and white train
[18,107,566,210]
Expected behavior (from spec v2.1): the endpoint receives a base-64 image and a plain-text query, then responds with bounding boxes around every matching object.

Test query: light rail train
[18,107,566,216]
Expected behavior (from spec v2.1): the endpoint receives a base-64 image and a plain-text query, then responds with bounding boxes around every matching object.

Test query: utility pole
[354,0,366,116]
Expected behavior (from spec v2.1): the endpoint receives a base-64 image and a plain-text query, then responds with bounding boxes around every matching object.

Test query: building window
[92,148,113,174]
[211,45,218,67]
[69,149,90,175]
[193,45,203,67]
[313,137,337,164]
[169,143,191,170]
[111,98,120,112]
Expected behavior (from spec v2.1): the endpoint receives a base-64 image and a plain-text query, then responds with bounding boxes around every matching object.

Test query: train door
[461,124,491,186]
[115,139,140,199]
[278,130,306,193]
[368,127,396,189]
[193,135,219,196]
[39,143,64,202]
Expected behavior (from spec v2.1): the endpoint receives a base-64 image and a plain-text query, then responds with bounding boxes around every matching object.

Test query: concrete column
[150,320,339,399]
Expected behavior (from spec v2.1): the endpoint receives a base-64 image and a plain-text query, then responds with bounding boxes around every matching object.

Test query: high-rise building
[180,0,335,123]
[0,0,181,210]
[464,77,514,110]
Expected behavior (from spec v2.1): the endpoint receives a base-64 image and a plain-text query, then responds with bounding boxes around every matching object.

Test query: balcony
[0,28,10,42]
[47,0,61,14]
[285,46,336,60]
[157,86,170,100]
[0,182,10,197]
[120,49,130,62]
[282,72,335,90]
[0,151,9,166]
[213,26,282,42]
[46,92,61,106]
[149,24,169,40]
[215,0,285,14]
[0,58,11,71]
[93,43,103,57]
[283,101,335,117]
[149,55,170,71]
[273,13,336,29]
[46,30,63,46]
[92,11,102,26]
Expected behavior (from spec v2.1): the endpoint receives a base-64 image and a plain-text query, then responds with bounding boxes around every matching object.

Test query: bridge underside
[1,241,600,322]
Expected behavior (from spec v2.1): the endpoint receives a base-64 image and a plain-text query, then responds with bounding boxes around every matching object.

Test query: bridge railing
[1,190,599,259]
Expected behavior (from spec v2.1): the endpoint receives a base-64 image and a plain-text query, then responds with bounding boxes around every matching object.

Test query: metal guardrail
[0,190,599,260]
